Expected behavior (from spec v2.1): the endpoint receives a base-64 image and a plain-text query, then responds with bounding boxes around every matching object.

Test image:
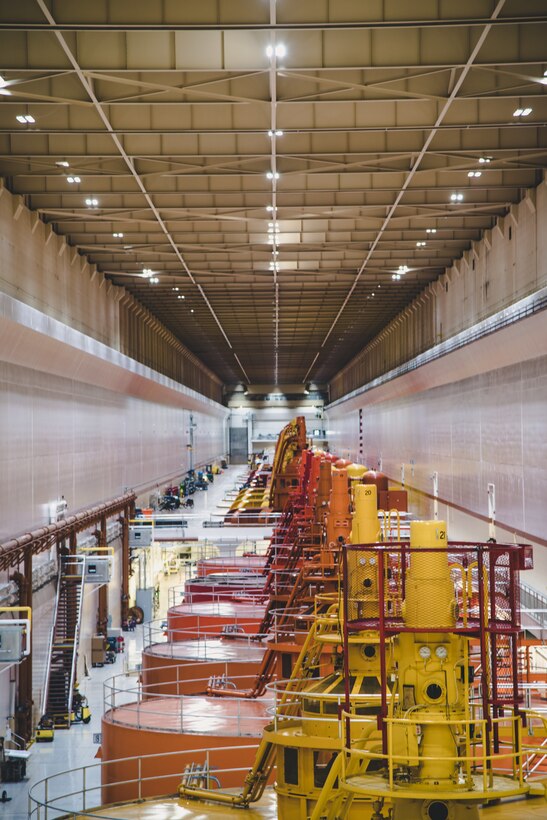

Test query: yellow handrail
[341,711,525,797]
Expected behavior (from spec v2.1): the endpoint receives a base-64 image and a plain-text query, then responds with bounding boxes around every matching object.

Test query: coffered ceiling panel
[0,0,545,385]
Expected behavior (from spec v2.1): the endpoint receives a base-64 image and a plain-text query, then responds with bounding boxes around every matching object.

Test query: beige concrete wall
[331,177,547,401]
[435,182,546,342]
[0,180,121,347]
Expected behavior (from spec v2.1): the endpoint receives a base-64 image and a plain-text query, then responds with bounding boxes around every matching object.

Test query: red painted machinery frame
[341,540,533,762]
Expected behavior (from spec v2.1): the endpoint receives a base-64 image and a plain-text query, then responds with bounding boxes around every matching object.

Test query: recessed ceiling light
[266,43,286,59]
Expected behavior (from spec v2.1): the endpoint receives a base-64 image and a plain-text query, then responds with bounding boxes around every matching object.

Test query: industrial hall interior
[1,1,547,819]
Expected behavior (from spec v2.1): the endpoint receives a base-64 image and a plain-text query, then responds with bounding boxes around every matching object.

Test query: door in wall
[229,426,248,464]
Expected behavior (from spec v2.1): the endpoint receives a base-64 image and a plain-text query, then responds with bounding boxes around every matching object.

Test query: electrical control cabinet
[129,524,153,548]
[0,623,28,663]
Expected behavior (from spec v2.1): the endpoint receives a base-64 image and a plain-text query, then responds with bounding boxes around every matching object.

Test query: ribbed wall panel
[0,360,225,542]
[327,354,547,588]
[330,181,547,401]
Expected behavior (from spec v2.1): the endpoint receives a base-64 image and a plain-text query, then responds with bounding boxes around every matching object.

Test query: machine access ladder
[41,555,85,728]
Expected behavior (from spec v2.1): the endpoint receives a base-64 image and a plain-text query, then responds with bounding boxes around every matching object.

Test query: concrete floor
[5,464,273,820]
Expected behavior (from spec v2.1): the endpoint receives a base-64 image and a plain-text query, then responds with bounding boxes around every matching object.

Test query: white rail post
[432,471,439,520]
[487,483,496,540]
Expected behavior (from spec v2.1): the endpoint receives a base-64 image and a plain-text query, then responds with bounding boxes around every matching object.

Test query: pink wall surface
[327,351,547,590]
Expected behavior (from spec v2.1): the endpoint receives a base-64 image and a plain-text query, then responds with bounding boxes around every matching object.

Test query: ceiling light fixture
[17,115,35,124]
[190,309,194,313]
[172,287,179,291]
[268,129,283,137]
[478,156,492,164]
[0,88,11,96]
[266,43,286,59]
[56,161,70,167]
[467,170,482,177]
[426,228,437,234]
[266,171,280,180]
[66,175,81,183]
[450,193,464,202]
[142,268,153,278]
[513,107,532,117]
[177,294,185,300]
[398,265,409,274]
[150,277,159,284]
[392,273,401,280]
[85,198,99,207]
[0,75,6,87]
[416,241,426,247]
[266,205,277,212]
[113,232,124,238]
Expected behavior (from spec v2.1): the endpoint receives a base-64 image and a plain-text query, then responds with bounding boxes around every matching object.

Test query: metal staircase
[41,555,85,728]
[520,581,547,640]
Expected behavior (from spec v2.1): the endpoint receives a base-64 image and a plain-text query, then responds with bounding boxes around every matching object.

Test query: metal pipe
[0,492,136,563]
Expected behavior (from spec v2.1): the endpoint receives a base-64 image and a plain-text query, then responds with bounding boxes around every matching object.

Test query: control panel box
[0,624,28,663]
[81,556,111,584]
[129,524,153,548]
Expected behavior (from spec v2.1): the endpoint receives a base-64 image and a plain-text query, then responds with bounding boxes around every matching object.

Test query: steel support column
[97,516,108,637]
[120,503,133,627]
[13,545,33,742]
